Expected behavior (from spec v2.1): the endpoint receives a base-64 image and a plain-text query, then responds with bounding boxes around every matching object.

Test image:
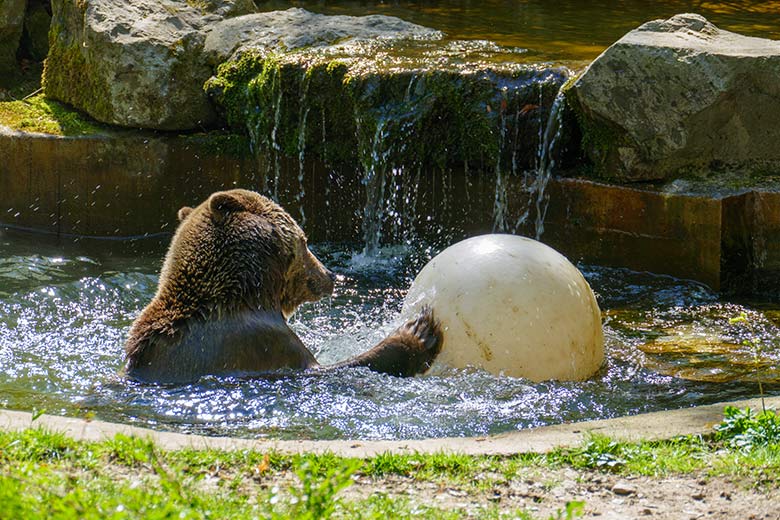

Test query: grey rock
[611,481,637,496]
[569,13,780,181]
[22,0,51,62]
[42,1,437,131]
[43,0,220,130]
[196,0,256,18]
[204,7,440,65]
[0,0,27,77]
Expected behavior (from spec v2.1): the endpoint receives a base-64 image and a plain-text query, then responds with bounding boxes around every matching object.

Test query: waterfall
[357,74,429,256]
[492,88,510,232]
[532,84,566,239]
[296,70,311,228]
[511,76,569,239]
[231,54,571,253]
[359,116,391,256]
[270,77,283,202]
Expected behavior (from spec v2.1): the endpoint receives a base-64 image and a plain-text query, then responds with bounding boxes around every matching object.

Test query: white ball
[403,234,604,381]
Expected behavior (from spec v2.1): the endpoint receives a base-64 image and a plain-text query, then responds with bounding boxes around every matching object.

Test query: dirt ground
[338,467,780,519]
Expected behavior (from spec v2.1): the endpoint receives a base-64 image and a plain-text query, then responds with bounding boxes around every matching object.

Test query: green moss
[0,93,108,135]
[206,47,568,176]
[185,0,210,13]
[43,3,115,124]
[42,42,115,123]
[205,50,272,128]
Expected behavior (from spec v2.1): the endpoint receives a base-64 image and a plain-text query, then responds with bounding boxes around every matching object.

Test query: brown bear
[123,189,442,383]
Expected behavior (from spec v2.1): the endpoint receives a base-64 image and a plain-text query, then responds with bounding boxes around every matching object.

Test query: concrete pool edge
[1,396,777,456]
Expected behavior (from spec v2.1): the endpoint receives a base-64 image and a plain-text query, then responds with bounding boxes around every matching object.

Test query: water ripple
[0,237,777,440]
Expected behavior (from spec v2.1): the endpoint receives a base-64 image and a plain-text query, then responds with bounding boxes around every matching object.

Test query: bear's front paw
[329,306,444,377]
[399,306,443,365]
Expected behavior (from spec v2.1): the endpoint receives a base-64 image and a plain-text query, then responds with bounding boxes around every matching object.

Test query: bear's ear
[177,206,193,222]
[209,192,245,224]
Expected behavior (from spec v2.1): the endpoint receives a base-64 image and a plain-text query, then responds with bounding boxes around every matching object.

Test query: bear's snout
[303,249,335,298]
[307,273,334,298]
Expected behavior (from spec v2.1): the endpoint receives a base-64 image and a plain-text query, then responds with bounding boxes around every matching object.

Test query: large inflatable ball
[402,234,604,381]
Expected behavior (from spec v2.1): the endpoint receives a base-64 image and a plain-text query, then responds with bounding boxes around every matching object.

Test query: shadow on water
[0,228,778,440]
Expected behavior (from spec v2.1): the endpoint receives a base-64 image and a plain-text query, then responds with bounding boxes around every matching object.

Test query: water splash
[1,234,777,441]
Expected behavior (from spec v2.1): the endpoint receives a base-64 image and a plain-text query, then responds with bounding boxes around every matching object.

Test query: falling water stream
[530,81,567,239]
[493,77,568,238]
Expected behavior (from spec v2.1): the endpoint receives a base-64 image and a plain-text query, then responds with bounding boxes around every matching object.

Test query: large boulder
[0,0,27,79]
[43,0,221,130]
[42,1,437,131]
[204,7,440,64]
[568,13,780,182]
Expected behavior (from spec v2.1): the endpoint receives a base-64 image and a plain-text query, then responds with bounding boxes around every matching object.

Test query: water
[358,116,391,256]
[258,0,780,64]
[530,81,567,239]
[0,230,777,440]
[494,76,568,238]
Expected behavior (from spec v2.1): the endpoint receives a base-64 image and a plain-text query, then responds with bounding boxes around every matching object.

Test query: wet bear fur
[123,189,442,384]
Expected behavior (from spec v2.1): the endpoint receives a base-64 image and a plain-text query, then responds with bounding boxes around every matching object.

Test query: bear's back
[125,309,318,384]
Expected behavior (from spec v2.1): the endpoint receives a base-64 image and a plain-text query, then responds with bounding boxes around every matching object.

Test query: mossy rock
[43,0,216,130]
[0,92,250,161]
[562,76,632,181]
[206,42,570,176]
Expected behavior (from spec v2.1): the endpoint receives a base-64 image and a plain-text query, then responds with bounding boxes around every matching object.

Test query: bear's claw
[405,305,443,357]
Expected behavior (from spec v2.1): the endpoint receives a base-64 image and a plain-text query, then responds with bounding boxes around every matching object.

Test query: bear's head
[159,189,334,319]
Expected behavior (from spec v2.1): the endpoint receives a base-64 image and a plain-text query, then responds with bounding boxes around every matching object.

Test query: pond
[259,0,780,63]
[0,229,777,440]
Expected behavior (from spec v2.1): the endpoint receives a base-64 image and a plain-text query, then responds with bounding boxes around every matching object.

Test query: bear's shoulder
[124,308,318,383]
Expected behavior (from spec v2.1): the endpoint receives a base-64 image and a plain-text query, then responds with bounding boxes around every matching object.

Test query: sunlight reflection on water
[0,233,777,440]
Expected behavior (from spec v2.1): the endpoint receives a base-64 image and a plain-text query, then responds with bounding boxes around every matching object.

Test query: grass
[0,57,107,135]
[0,407,778,518]
[0,86,251,156]
[0,93,109,136]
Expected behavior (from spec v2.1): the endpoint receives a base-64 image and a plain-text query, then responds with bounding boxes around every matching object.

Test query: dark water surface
[259,0,780,63]
[0,229,778,440]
